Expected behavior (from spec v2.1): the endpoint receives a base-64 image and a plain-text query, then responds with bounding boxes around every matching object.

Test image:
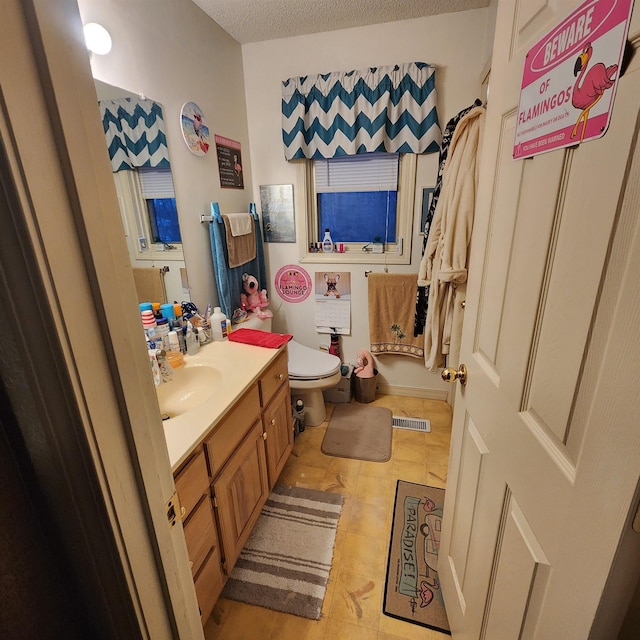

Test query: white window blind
[314,152,399,193]
[138,167,175,199]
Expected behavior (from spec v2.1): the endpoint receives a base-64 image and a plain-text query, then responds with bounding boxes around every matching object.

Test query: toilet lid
[287,340,341,380]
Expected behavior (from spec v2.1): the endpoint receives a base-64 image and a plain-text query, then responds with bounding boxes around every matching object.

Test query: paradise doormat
[383,480,451,634]
[221,484,343,620]
[321,403,392,462]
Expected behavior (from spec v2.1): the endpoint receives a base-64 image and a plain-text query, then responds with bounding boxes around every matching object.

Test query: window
[114,168,184,262]
[301,153,416,264]
[138,168,181,244]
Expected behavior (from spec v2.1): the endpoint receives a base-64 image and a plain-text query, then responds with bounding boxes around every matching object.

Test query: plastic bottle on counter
[185,323,199,355]
[155,317,170,351]
[168,330,180,353]
[211,307,229,341]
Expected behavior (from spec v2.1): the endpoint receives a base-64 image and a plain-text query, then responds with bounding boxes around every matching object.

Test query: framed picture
[260,184,296,242]
[214,134,244,189]
[420,187,435,236]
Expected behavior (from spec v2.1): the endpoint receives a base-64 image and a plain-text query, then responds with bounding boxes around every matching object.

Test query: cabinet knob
[181,506,186,519]
[262,431,268,440]
[276,373,284,381]
[189,560,194,569]
[269,418,276,426]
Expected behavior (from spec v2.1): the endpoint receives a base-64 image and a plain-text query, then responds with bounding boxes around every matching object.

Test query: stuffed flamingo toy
[354,349,375,378]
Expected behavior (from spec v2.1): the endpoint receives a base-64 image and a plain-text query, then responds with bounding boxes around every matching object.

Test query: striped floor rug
[221,484,343,619]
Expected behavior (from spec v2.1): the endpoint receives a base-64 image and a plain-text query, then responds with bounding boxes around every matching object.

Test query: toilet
[238,312,341,426]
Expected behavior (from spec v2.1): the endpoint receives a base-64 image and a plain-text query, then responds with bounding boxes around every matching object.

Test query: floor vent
[392,416,431,432]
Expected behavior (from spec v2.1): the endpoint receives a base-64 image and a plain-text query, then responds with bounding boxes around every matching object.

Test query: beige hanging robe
[419,105,485,371]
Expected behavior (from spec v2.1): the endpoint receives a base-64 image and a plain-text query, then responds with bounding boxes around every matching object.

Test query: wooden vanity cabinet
[173,345,294,625]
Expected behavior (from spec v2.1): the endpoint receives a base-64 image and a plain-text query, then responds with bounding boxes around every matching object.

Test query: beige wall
[77,0,253,310]
[242,9,495,395]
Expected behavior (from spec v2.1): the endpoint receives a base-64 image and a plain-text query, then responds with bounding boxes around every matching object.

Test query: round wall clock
[180,101,210,155]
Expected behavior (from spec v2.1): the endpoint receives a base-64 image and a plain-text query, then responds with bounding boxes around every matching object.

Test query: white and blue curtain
[281,62,441,160]
[99,98,170,172]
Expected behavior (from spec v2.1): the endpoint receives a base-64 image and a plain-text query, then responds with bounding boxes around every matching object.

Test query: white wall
[242,9,496,396]
[77,0,253,311]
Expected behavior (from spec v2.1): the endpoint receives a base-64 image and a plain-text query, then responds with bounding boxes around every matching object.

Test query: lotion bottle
[211,307,229,341]
[322,228,334,253]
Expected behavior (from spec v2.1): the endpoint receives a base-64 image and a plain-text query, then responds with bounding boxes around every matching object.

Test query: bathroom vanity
[162,341,293,624]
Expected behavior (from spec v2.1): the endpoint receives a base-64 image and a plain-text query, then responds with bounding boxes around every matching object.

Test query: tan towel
[132,267,166,304]
[368,273,424,359]
[222,214,256,267]
[225,212,253,236]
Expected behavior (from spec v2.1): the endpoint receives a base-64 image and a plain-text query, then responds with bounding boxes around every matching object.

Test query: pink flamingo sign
[514,0,634,159]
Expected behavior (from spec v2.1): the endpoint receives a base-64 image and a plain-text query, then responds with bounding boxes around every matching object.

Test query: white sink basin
[156,363,221,419]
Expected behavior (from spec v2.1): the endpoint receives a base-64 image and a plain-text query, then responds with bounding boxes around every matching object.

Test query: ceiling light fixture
[83,22,112,55]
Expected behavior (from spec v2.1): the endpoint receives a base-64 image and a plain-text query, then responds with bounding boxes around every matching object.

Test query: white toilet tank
[236,311,272,332]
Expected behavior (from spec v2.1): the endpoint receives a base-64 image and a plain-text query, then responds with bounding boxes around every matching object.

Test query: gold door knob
[277,373,284,381]
[442,363,467,386]
[262,431,268,440]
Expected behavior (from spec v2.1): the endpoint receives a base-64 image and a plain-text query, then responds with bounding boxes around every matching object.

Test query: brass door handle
[442,363,467,386]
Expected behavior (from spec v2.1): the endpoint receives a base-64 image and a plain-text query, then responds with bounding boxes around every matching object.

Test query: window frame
[113,169,184,262]
[298,153,416,264]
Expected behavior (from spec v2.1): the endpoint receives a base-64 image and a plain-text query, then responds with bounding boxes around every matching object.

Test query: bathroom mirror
[94,79,190,304]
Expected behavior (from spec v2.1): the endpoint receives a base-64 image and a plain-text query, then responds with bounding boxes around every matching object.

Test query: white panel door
[439,1,640,638]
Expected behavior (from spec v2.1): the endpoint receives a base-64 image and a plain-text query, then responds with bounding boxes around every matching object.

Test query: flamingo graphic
[571,43,618,142]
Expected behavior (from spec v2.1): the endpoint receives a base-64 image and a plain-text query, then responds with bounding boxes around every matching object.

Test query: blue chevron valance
[99,98,170,172]
[281,62,441,160]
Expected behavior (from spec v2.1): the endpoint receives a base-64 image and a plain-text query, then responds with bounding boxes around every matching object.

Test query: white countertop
[161,340,283,471]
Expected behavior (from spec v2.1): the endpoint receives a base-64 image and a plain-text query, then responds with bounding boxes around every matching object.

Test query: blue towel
[209,203,268,318]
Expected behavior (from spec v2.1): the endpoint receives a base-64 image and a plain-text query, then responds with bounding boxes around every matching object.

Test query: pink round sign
[274,265,312,303]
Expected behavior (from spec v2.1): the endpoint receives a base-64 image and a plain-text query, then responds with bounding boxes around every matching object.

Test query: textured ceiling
[191,0,491,44]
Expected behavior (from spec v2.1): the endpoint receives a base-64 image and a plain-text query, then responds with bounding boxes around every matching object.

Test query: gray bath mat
[322,403,392,462]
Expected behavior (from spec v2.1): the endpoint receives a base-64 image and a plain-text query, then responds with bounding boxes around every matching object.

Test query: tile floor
[204,394,452,640]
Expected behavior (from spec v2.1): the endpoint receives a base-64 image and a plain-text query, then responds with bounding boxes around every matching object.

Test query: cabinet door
[212,420,269,570]
[263,382,294,488]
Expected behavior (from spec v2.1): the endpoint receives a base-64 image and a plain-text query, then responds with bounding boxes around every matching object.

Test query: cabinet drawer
[204,384,260,477]
[183,496,218,578]
[194,547,224,625]
[259,348,288,407]
[174,447,208,518]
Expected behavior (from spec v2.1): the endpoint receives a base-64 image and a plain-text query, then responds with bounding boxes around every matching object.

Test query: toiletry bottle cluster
[140,301,230,365]
[309,228,345,253]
